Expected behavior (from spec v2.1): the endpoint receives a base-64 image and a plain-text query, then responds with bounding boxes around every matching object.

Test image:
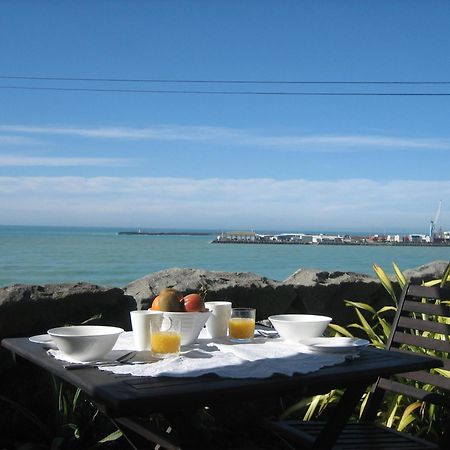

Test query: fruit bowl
[268,314,332,342]
[162,311,211,345]
[47,325,124,362]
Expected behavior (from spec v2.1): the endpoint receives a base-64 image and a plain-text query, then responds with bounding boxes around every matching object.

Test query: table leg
[310,382,368,450]
[113,417,181,450]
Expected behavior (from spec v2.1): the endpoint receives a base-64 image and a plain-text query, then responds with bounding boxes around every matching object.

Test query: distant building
[409,234,430,243]
[217,231,257,241]
[273,233,304,242]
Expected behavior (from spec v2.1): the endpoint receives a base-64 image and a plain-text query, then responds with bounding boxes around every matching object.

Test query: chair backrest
[365,283,450,418]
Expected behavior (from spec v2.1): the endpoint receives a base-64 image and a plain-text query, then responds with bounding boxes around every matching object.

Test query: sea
[1,225,449,288]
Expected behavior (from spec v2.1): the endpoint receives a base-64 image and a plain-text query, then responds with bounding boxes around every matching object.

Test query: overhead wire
[1,75,450,96]
[1,75,450,85]
[0,85,450,96]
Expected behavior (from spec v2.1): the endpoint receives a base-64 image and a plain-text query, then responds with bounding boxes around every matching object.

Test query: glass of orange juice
[150,316,181,358]
[229,308,256,342]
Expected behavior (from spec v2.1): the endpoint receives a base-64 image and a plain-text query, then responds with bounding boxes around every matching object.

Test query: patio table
[1,337,442,450]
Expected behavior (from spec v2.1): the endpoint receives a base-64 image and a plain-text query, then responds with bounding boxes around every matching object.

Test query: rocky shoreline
[0,260,447,341]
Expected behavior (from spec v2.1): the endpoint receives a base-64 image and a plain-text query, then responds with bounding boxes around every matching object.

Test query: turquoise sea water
[1,226,449,287]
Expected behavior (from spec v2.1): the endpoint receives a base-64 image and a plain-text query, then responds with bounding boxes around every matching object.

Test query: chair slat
[267,420,438,449]
[377,378,450,407]
[403,300,450,317]
[406,284,450,300]
[397,370,450,392]
[393,331,450,353]
[398,316,450,335]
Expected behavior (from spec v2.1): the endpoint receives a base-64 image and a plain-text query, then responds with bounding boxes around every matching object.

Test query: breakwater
[211,239,450,247]
[118,231,213,236]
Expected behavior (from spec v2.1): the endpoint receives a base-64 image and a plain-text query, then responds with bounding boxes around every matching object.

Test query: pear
[158,288,184,312]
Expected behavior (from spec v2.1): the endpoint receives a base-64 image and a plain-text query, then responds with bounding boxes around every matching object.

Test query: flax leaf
[328,323,354,337]
[392,262,407,289]
[398,401,422,431]
[373,263,397,305]
[440,262,450,287]
[344,301,376,314]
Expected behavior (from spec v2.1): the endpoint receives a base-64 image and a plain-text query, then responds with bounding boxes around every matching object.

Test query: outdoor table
[1,337,442,450]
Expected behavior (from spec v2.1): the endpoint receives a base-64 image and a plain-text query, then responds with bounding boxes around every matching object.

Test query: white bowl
[162,311,211,345]
[268,314,332,342]
[47,325,124,362]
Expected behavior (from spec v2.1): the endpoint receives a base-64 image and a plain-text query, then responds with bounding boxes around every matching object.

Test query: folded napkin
[95,332,350,379]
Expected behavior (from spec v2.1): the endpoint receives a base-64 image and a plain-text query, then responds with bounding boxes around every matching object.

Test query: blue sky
[1,1,449,233]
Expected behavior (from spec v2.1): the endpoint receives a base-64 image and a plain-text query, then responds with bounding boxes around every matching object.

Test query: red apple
[183,293,205,312]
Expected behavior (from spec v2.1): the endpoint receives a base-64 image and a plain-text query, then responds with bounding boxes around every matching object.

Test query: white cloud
[1,124,449,151]
[0,155,130,167]
[0,135,38,145]
[248,135,450,150]
[0,124,235,141]
[0,176,448,230]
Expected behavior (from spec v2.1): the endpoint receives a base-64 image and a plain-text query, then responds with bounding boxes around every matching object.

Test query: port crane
[429,200,442,242]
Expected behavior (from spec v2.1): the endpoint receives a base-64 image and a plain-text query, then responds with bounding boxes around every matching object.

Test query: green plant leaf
[377,317,391,341]
[72,388,82,413]
[373,263,397,305]
[440,262,450,287]
[358,391,371,419]
[328,323,354,337]
[434,368,450,378]
[354,308,381,343]
[398,401,421,431]
[279,397,312,419]
[97,429,123,443]
[81,314,103,324]
[344,301,377,314]
[392,262,407,289]
[304,395,322,421]
[386,394,401,428]
[377,306,397,314]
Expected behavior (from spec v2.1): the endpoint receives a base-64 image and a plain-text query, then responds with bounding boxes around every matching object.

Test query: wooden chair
[267,283,450,449]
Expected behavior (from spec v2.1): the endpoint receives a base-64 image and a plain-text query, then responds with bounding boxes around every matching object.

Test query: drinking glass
[229,308,256,342]
[150,315,181,358]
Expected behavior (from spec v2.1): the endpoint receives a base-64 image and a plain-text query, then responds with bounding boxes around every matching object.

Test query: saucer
[29,334,58,349]
[300,337,369,353]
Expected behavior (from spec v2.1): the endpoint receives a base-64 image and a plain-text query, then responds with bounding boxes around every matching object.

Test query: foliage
[49,377,123,449]
[0,374,123,449]
[280,261,450,442]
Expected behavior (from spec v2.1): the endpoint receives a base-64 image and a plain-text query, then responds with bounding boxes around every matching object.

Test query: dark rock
[283,269,393,327]
[403,261,449,284]
[0,282,135,339]
[124,268,296,320]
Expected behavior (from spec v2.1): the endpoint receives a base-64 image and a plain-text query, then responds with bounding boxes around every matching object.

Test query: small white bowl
[162,311,211,345]
[268,314,332,342]
[47,325,124,362]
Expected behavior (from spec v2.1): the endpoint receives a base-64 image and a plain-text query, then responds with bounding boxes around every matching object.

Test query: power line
[1,75,450,85]
[1,85,450,96]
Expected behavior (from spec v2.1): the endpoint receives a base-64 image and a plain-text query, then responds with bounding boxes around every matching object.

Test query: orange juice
[151,331,181,355]
[229,318,255,339]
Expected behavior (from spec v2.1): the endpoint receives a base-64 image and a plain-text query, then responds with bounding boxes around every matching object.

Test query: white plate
[29,334,57,349]
[300,337,369,353]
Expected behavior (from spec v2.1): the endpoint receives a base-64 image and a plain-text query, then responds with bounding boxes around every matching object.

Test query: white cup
[130,310,163,351]
[205,301,232,339]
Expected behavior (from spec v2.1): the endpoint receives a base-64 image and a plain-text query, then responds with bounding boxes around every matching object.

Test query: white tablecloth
[49,330,352,379]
